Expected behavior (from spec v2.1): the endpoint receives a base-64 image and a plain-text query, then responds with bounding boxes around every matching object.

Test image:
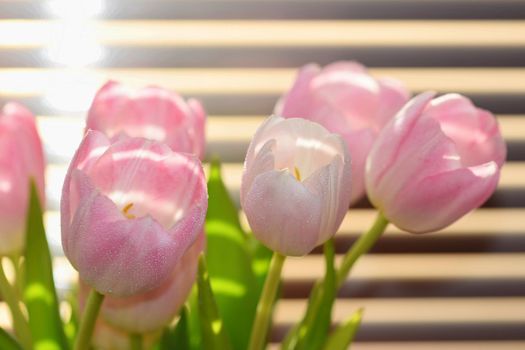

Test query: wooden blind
[1,1,524,348]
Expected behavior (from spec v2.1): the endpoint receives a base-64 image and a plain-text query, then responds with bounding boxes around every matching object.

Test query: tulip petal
[248,117,346,180]
[243,170,322,256]
[303,154,351,244]
[241,139,276,206]
[61,130,111,252]
[87,81,206,157]
[311,69,380,131]
[86,137,206,231]
[187,98,207,158]
[425,94,507,167]
[376,77,412,128]
[100,233,204,332]
[388,162,500,233]
[278,64,320,117]
[367,91,436,193]
[68,171,183,297]
[369,113,462,212]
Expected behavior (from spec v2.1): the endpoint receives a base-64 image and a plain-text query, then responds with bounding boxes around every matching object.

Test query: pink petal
[277,64,320,117]
[87,81,206,156]
[311,69,380,130]
[186,98,207,159]
[369,113,461,212]
[366,91,436,194]
[240,139,276,206]
[387,162,500,233]
[86,137,206,230]
[425,94,507,167]
[61,130,111,248]
[67,171,184,297]
[303,154,351,244]
[0,103,45,254]
[376,77,411,128]
[243,170,322,256]
[100,232,204,332]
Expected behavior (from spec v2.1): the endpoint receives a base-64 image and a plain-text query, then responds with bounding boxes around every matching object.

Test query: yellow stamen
[294,166,302,181]
[122,203,136,219]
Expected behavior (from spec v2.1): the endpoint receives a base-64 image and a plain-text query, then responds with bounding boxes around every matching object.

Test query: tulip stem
[0,258,32,350]
[74,289,104,350]
[248,252,286,350]
[129,333,143,350]
[337,212,389,288]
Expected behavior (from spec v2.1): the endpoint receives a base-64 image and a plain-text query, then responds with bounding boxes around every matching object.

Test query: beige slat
[1,20,524,48]
[274,297,525,324]
[268,342,525,350]
[282,254,525,282]
[2,68,525,97]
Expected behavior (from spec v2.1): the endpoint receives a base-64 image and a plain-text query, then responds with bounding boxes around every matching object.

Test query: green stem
[248,252,286,350]
[337,212,389,288]
[0,259,32,350]
[74,289,104,350]
[129,333,143,350]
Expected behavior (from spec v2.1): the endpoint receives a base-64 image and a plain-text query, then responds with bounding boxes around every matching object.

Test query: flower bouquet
[0,61,505,350]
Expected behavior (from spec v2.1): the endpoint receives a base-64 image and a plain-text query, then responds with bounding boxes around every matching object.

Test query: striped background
[1,1,525,349]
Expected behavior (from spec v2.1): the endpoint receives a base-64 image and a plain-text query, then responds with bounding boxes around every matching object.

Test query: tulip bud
[0,103,45,255]
[80,232,204,334]
[61,131,207,297]
[276,61,410,204]
[240,116,351,256]
[366,92,506,233]
[86,81,206,159]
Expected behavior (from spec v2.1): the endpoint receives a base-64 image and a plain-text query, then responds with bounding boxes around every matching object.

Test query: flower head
[366,92,506,233]
[241,116,351,256]
[61,131,207,296]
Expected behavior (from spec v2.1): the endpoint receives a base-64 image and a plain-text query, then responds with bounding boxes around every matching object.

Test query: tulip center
[293,166,302,181]
[122,202,136,219]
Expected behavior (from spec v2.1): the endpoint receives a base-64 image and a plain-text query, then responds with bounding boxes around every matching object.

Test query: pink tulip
[86,81,206,159]
[80,232,204,333]
[0,103,45,255]
[61,130,207,297]
[366,92,506,233]
[241,116,351,256]
[275,61,410,204]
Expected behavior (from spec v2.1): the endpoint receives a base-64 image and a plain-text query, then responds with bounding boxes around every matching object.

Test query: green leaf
[197,254,232,350]
[282,240,337,350]
[23,181,69,350]
[205,159,259,350]
[0,327,23,350]
[158,306,190,350]
[187,287,202,350]
[322,308,364,350]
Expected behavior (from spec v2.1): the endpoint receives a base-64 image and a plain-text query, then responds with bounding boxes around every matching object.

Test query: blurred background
[1,0,525,349]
